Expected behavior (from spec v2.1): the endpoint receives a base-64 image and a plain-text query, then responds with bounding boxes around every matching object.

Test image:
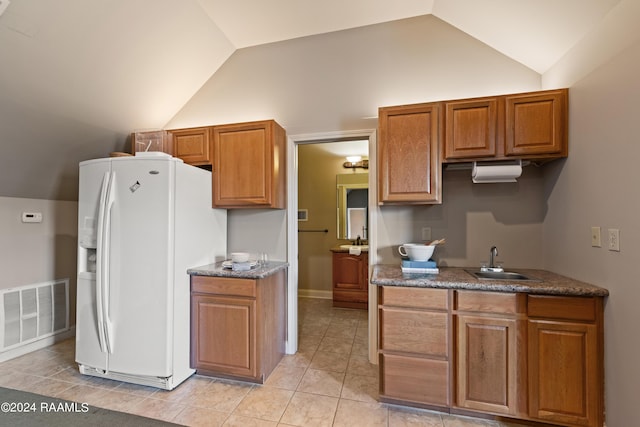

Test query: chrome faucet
[482,246,504,272]
[490,246,498,268]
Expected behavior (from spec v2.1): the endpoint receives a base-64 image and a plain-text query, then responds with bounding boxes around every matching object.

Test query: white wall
[167,15,541,135]
[0,196,78,323]
[226,210,288,262]
[542,37,640,426]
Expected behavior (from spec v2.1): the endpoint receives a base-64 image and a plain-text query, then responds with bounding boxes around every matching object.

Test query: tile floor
[0,297,530,426]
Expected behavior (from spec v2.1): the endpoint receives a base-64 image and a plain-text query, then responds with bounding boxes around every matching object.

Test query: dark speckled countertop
[188,261,288,280]
[371,265,609,297]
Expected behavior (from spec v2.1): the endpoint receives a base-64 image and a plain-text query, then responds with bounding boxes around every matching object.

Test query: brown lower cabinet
[378,286,605,427]
[528,295,603,427]
[190,270,286,383]
[378,286,451,408]
[332,251,368,309]
[455,291,524,417]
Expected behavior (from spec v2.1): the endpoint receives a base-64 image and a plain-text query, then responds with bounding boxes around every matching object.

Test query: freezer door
[105,158,175,377]
[76,159,111,370]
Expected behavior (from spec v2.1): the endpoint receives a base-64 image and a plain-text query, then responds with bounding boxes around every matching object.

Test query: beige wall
[542,37,640,425]
[0,196,78,323]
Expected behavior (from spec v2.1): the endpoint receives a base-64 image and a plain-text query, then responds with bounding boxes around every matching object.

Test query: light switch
[591,227,601,247]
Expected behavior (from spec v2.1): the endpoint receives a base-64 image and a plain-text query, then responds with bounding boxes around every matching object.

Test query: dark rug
[0,387,182,426]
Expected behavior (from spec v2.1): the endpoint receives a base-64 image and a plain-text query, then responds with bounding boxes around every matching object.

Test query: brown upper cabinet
[505,90,567,157]
[167,127,211,166]
[444,97,499,159]
[443,89,568,162]
[378,103,441,205]
[212,120,286,209]
[131,128,211,165]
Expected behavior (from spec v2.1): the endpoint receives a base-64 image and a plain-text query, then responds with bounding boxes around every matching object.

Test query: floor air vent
[0,279,69,351]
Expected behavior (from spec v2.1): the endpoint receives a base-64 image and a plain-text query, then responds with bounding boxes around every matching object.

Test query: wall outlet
[422,227,431,241]
[591,227,601,247]
[608,228,620,251]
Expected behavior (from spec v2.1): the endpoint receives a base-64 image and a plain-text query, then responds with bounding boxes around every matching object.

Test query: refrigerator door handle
[95,171,110,353]
[102,171,116,354]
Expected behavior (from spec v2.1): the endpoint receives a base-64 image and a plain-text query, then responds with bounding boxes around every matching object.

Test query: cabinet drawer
[380,287,448,310]
[191,276,256,298]
[381,353,449,406]
[456,290,518,314]
[528,295,596,321]
[380,307,448,357]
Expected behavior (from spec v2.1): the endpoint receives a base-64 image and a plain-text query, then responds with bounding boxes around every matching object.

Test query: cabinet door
[378,103,441,204]
[333,253,365,291]
[191,294,256,378]
[332,252,368,307]
[505,89,567,157]
[456,315,517,415]
[169,127,211,165]
[528,319,598,427]
[212,120,285,208]
[444,98,498,160]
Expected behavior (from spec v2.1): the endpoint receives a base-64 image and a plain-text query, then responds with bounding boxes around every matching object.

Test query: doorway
[286,129,378,363]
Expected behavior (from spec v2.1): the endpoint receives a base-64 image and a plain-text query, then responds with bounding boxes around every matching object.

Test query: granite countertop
[188,261,288,280]
[371,265,609,297]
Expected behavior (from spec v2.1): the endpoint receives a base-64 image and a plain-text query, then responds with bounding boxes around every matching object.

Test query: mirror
[336,173,368,240]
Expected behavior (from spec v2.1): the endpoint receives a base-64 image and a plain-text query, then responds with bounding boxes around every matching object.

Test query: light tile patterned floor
[0,297,529,426]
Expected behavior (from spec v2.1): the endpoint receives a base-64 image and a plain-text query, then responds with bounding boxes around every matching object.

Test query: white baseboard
[298,289,332,300]
[0,327,75,363]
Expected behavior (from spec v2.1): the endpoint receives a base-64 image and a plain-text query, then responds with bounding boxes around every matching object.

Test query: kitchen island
[188,261,288,383]
[372,265,608,427]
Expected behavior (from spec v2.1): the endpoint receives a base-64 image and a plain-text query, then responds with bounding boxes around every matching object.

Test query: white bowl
[230,252,250,263]
[398,243,435,261]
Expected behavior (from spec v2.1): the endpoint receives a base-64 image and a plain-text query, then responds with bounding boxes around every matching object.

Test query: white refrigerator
[75,152,226,390]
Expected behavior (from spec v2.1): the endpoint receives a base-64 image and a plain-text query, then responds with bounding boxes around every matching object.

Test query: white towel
[349,246,361,256]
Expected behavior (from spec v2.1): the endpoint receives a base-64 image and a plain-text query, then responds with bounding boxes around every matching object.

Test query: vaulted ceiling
[0,0,628,200]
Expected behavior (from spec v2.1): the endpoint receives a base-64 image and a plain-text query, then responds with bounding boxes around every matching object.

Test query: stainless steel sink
[465,269,540,282]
